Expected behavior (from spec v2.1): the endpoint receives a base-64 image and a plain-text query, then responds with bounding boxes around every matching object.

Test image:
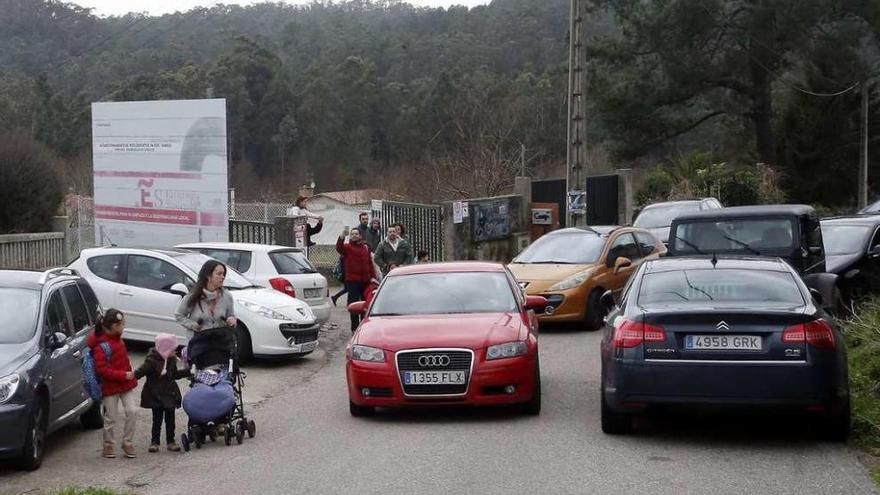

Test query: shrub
[0,135,64,233]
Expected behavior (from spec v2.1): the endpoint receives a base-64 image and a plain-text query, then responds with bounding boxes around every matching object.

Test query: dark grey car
[599,257,850,440]
[0,269,103,470]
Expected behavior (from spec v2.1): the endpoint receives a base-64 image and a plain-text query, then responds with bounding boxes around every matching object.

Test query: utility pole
[860,80,870,209]
[520,142,526,177]
[566,0,587,227]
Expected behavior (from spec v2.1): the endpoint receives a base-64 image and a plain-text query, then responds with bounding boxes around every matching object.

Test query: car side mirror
[348,301,367,314]
[50,332,68,349]
[613,257,632,274]
[600,289,616,310]
[642,245,655,256]
[524,295,548,312]
[169,283,189,297]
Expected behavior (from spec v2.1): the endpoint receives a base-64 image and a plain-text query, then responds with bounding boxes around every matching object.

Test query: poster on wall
[92,99,229,247]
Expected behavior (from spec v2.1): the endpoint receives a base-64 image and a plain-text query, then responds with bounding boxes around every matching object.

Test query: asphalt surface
[2,304,878,495]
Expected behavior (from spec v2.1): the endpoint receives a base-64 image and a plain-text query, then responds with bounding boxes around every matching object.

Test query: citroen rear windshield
[638,269,805,306]
[371,272,517,316]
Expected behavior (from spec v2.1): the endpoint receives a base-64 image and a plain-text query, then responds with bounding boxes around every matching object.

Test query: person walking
[354,212,371,247]
[175,260,237,338]
[134,333,190,453]
[89,309,139,459]
[336,226,377,331]
[375,225,414,275]
[365,218,382,252]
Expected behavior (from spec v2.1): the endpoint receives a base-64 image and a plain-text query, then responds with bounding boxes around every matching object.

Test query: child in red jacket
[88,308,139,459]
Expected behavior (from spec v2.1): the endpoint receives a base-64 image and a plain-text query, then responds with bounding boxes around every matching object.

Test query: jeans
[345,282,366,331]
[102,389,138,446]
[151,408,176,444]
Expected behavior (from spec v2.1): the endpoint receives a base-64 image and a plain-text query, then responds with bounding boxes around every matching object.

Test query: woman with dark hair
[175,260,237,336]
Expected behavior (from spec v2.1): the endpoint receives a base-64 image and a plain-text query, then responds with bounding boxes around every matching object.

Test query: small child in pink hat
[134,333,190,452]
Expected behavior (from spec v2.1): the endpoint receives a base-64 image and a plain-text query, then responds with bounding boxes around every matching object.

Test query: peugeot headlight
[351,345,385,363]
[0,374,21,404]
[486,342,528,360]
[549,270,594,292]
[237,300,291,321]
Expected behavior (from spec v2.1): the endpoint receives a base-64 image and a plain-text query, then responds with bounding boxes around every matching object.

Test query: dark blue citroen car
[599,256,850,440]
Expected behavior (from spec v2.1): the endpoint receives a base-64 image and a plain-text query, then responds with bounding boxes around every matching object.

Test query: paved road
[3,306,877,494]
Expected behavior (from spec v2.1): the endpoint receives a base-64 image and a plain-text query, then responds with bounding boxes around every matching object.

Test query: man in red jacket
[336,226,377,331]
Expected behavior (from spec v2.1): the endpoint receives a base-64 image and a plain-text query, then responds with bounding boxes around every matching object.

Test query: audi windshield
[370,272,518,316]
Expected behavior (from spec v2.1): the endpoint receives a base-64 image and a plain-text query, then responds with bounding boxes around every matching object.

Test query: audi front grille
[395,349,474,397]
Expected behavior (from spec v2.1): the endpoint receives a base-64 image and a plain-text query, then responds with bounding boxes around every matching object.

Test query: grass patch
[841,298,880,451]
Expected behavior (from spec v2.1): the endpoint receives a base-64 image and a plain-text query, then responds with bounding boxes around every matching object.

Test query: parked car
[633,198,722,244]
[507,226,666,330]
[599,256,850,441]
[0,268,104,470]
[821,215,880,302]
[69,247,319,360]
[858,199,880,215]
[345,262,547,417]
[175,242,331,325]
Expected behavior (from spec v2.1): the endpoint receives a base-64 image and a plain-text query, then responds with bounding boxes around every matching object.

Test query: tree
[0,135,63,233]
[587,0,871,166]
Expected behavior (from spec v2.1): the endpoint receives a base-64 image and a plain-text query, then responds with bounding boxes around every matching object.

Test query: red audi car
[345,262,547,417]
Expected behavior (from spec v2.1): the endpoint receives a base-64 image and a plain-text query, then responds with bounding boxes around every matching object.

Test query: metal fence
[374,200,444,262]
[230,202,294,223]
[229,220,276,245]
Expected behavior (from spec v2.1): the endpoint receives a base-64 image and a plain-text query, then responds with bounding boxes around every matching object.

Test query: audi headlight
[237,300,291,321]
[549,269,594,292]
[351,345,385,363]
[0,374,21,404]
[486,342,528,360]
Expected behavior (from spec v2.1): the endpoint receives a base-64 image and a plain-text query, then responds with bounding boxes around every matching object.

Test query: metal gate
[531,178,567,227]
[373,201,443,262]
[586,174,619,226]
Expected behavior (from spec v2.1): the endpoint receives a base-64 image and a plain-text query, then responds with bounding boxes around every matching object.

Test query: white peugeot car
[175,242,331,324]
[69,247,320,360]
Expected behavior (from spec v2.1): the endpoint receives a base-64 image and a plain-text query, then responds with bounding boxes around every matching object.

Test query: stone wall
[442,195,529,263]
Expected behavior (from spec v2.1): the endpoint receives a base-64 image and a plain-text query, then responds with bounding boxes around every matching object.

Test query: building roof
[309,189,390,207]
[674,204,814,222]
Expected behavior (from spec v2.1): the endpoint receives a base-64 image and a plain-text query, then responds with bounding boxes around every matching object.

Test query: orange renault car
[508,226,665,330]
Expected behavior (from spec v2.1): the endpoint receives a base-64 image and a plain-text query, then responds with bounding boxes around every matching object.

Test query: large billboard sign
[92,99,229,247]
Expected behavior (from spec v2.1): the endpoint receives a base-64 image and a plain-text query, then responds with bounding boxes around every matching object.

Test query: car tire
[819,397,851,442]
[79,402,103,430]
[234,324,253,365]
[583,289,606,331]
[16,398,47,471]
[518,361,542,416]
[349,400,375,417]
[601,385,632,435]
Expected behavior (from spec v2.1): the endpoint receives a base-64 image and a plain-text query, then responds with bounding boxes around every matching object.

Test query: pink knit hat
[155,333,178,360]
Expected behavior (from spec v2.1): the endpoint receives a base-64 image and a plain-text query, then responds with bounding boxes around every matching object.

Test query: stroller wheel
[209,431,217,443]
[181,433,190,453]
[224,427,232,446]
[235,423,244,445]
[194,430,203,449]
[247,419,256,439]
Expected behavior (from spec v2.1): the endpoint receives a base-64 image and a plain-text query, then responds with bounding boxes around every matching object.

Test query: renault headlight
[237,300,291,321]
[486,342,528,360]
[351,345,385,363]
[549,269,594,292]
[0,374,21,404]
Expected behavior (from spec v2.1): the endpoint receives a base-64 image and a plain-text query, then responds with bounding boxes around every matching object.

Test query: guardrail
[0,232,66,269]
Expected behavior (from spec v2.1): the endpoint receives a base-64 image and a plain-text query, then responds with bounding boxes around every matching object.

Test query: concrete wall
[442,195,529,263]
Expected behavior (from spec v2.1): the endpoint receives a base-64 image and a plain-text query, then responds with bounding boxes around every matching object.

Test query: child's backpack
[333,257,345,283]
[82,342,112,403]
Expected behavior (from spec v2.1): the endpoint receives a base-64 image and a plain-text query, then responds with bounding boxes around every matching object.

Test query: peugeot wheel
[16,399,47,471]
[583,289,606,331]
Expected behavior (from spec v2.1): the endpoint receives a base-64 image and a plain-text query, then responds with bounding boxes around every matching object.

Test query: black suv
[0,268,103,470]
[667,205,839,308]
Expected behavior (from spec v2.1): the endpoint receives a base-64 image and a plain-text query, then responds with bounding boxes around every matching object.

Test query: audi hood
[356,313,524,352]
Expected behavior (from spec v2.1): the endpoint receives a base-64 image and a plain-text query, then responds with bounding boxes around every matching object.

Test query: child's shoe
[122,442,136,458]
[102,443,116,458]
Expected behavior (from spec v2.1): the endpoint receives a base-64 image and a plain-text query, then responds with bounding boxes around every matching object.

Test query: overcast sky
[74,0,491,17]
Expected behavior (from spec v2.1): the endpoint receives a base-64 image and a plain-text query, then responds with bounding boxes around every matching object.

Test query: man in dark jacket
[336,226,377,331]
[365,218,382,252]
[354,212,370,246]
[375,225,414,275]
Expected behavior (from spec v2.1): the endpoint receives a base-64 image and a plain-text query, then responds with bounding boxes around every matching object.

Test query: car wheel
[79,402,103,430]
[583,289,606,331]
[349,400,375,417]
[518,361,542,416]
[235,324,253,364]
[819,397,851,442]
[17,398,47,471]
[601,385,632,435]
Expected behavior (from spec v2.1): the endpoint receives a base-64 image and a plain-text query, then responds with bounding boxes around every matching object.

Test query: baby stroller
[180,327,256,451]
